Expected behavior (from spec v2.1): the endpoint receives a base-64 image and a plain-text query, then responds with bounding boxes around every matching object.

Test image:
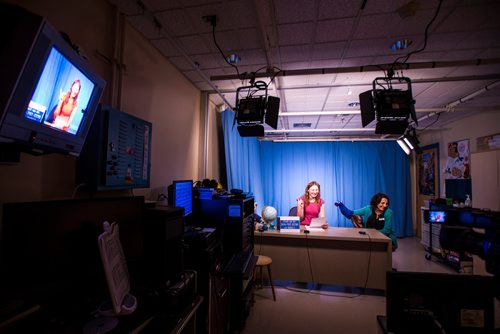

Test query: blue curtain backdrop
[222,109,413,237]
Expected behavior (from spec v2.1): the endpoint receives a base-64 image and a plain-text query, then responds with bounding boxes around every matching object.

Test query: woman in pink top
[297,181,328,229]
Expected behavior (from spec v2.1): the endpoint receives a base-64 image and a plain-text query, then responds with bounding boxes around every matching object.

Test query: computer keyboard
[224,250,252,275]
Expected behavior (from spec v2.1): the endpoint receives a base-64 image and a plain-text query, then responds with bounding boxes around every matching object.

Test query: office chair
[351,214,363,228]
[289,206,297,216]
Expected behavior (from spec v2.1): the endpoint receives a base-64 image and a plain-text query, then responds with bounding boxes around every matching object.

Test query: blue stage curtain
[222,109,265,210]
[222,110,413,237]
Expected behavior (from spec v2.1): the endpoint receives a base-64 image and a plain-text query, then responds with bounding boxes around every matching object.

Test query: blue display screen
[428,211,446,223]
[174,181,192,216]
[24,47,96,135]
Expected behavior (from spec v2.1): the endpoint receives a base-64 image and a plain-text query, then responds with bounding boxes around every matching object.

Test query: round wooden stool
[254,255,276,301]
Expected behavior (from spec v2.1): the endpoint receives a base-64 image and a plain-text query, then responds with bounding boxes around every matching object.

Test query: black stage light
[359,76,417,135]
[375,120,409,135]
[237,125,264,137]
[375,89,414,122]
[236,97,265,124]
[234,82,280,137]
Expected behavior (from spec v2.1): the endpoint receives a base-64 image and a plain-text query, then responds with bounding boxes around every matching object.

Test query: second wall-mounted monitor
[76,105,152,191]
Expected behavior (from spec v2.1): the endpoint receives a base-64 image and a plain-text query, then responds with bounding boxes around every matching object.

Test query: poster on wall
[418,144,439,196]
[444,139,470,179]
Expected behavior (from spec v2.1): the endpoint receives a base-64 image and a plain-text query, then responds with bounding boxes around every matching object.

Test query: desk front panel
[254,228,392,290]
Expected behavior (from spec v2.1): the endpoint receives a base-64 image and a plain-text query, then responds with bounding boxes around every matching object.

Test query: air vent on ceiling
[293,123,312,128]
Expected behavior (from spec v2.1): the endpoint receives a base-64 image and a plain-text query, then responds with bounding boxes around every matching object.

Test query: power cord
[303,229,316,292]
[206,15,242,80]
[359,230,372,291]
[392,0,444,66]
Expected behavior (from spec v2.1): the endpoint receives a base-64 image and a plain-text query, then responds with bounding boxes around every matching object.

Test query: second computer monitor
[169,180,193,216]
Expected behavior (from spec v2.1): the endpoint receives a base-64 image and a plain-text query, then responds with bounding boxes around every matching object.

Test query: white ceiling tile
[151,39,182,57]
[142,0,182,11]
[210,28,262,51]
[183,1,255,33]
[274,0,316,24]
[312,41,346,60]
[280,62,318,70]
[318,0,363,19]
[278,23,315,45]
[304,74,337,85]
[108,0,144,14]
[235,49,268,66]
[436,3,498,33]
[175,35,212,54]
[128,16,164,40]
[279,45,312,63]
[183,70,205,83]
[156,10,196,36]
[168,56,194,70]
[309,59,343,68]
[315,18,354,43]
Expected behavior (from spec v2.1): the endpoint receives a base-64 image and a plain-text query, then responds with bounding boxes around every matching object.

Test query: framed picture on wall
[444,139,470,179]
[418,144,439,196]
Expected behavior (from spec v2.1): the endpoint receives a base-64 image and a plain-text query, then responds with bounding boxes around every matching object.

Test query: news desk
[254,227,392,290]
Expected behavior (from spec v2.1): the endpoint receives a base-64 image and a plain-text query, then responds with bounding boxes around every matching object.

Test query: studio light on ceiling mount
[359,75,418,135]
[234,80,280,137]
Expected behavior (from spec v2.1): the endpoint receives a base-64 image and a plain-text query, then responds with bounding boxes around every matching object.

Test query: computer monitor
[168,180,193,216]
[386,271,495,334]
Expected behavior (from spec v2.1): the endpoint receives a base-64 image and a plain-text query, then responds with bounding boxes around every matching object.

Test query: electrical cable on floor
[304,230,315,285]
[362,231,372,290]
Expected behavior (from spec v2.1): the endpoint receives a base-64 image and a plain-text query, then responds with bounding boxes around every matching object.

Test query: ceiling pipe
[210,58,500,81]
[445,80,500,109]
[209,73,500,94]
[279,108,446,117]
[265,128,373,134]
[267,136,395,142]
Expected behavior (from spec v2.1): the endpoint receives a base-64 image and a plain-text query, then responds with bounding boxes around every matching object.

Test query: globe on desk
[261,206,277,230]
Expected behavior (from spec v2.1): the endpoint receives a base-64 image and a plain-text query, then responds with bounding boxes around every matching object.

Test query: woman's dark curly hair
[370,192,390,210]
